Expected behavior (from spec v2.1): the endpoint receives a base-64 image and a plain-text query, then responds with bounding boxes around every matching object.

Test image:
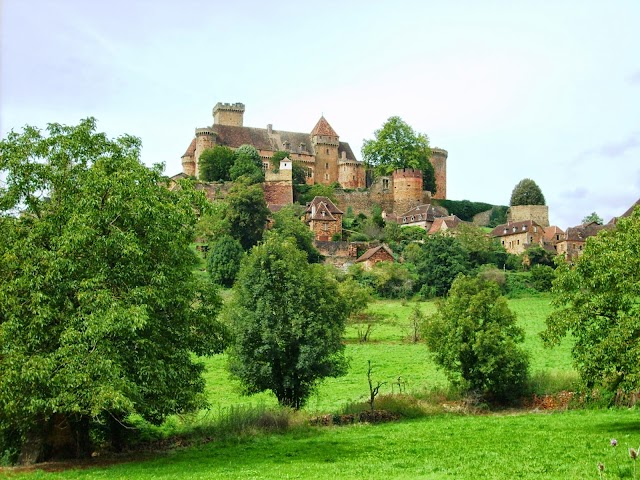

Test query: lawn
[7,409,640,479]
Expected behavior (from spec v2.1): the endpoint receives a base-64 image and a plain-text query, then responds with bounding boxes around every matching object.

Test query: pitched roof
[490,220,543,237]
[310,116,338,137]
[543,225,565,242]
[398,204,447,223]
[355,244,395,263]
[428,215,464,234]
[305,196,343,215]
[309,201,338,221]
[182,138,196,157]
[563,222,609,242]
[620,198,640,218]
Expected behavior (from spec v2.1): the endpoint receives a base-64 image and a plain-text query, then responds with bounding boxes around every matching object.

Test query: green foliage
[229,157,264,184]
[226,237,349,409]
[524,244,555,268]
[296,183,337,205]
[504,272,538,298]
[269,150,289,172]
[488,205,509,227]
[362,116,435,192]
[225,179,269,251]
[543,209,640,394]
[510,178,546,206]
[291,162,308,185]
[529,264,555,292]
[207,235,244,287]
[234,144,263,168]
[268,205,323,263]
[423,276,530,403]
[454,223,507,268]
[581,211,603,225]
[412,234,470,297]
[0,119,227,459]
[198,146,235,182]
[432,199,496,222]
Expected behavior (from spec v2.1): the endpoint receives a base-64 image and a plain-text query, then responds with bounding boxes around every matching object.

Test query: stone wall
[430,148,447,200]
[508,205,549,227]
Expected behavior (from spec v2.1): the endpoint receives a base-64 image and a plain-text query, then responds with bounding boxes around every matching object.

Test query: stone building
[354,244,395,270]
[556,222,609,261]
[181,102,366,189]
[507,205,550,227]
[490,220,545,255]
[304,196,343,241]
[428,215,465,234]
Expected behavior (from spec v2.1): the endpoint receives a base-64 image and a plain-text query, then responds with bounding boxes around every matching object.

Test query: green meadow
[6,295,638,480]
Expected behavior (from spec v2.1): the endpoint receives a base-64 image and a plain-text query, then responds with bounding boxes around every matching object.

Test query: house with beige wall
[490,220,545,255]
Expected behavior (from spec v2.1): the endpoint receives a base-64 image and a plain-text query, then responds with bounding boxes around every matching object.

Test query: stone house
[304,196,343,241]
[490,220,545,255]
[390,204,448,230]
[354,244,395,270]
[555,222,608,261]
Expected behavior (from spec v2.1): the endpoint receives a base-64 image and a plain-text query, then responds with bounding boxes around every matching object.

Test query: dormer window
[411,216,415,221]
[418,214,422,220]
[533,226,538,233]
[403,217,407,223]
[513,227,517,233]
[522,225,526,231]
[503,229,508,234]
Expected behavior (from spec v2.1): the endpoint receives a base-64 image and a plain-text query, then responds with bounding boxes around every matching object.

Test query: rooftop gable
[310,116,338,137]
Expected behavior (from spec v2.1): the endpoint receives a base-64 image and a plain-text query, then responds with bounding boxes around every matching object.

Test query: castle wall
[338,162,366,189]
[430,148,447,200]
[182,155,196,177]
[392,168,423,215]
[264,168,293,205]
[508,205,549,227]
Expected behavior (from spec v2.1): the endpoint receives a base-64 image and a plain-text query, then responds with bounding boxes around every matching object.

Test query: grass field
[3,295,601,479]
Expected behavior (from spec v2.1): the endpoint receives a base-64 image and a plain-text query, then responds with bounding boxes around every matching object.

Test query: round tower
[392,168,423,214]
[429,147,447,200]
[194,127,217,178]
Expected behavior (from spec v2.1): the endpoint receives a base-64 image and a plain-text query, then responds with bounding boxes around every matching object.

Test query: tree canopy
[225,179,270,250]
[543,209,640,394]
[226,236,349,409]
[423,276,529,403]
[361,116,436,193]
[509,178,546,206]
[581,211,603,225]
[0,119,227,462]
[413,234,470,297]
[198,145,235,182]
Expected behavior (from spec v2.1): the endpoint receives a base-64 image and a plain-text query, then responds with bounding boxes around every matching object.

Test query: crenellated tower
[213,102,245,126]
[194,128,217,178]
[392,168,423,214]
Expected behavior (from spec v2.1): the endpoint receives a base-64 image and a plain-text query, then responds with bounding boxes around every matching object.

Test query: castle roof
[311,116,338,137]
[185,124,357,161]
[182,138,196,157]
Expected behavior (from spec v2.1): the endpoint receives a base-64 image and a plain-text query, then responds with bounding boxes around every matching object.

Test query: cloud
[575,132,640,163]
[629,70,640,85]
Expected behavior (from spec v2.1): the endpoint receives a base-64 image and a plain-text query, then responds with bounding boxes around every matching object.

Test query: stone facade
[304,196,344,241]
[507,205,550,227]
[555,222,609,261]
[354,244,395,271]
[490,220,545,255]
[430,147,447,200]
[181,102,366,188]
[263,159,293,206]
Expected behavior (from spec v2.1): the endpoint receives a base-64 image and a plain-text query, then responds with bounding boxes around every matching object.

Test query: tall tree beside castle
[510,178,546,206]
[362,116,437,194]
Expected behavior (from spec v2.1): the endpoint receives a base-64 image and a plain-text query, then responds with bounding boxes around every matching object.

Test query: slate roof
[563,222,608,242]
[311,116,338,137]
[490,220,544,237]
[399,204,447,223]
[355,244,395,263]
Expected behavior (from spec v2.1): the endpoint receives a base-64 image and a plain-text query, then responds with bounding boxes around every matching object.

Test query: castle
[180,102,447,204]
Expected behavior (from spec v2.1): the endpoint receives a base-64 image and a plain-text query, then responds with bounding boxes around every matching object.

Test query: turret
[213,102,245,127]
[194,127,217,178]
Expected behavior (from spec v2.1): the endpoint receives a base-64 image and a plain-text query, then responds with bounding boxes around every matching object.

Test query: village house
[304,196,343,242]
[490,220,545,255]
[388,204,448,230]
[427,214,465,234]
[354,244,396,270]
[555,222,609,261]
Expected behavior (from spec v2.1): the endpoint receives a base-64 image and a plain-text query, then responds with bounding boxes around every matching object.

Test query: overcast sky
[2,0,639,228]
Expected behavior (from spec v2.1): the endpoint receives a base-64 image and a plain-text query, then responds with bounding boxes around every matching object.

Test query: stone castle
[180,102,448,214]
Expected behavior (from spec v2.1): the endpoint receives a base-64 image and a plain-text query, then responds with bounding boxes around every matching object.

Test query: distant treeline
[433,199,508,226]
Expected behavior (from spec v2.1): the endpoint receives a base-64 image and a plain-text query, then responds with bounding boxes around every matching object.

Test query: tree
[225,178,269,250]
[198,145,235,182]
[0,119,227,462]
[291,162,308,185]
[269,205,323,263]
[413,234,470,297]
[581,211,603,225]
[509,178,546,206]
[423,276,529,403]
[270,150,289,172]
[207,235,244,287]
[542,209,640,394]
[454,223,507,268]
[230,144,264,184]
[361,116,436,193]
[226,237,349,409]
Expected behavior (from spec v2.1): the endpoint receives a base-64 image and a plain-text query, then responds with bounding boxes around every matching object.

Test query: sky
[1,0,639,228]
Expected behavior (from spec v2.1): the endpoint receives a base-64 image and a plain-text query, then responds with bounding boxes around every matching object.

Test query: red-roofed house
[490,220,545,255]
[304,196,344,241]
[354,244,395,270]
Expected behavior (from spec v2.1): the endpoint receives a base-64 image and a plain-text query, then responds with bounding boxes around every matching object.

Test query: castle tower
[392,168,423,214]
[429,147,447,200]
[194,127,217,178]
[338,151,366,189]
[311,116,340,185]
[213,102,245,126]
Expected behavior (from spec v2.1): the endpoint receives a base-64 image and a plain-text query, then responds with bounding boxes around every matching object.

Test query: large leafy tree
[509,178,546,206]
[207,235,244,287]
[269,205,323,263]
[424,276,529,403]
[361,116,436,193]
[543,209,640,394]
[412,234,470,297]
[0,119,227,462]
[226,236,349,409]
[225,178,269,250]
[198,145,235,182]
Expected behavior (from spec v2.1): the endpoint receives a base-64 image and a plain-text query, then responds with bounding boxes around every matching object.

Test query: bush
[207,236,244,287]
[423,276,530,404]
[529,264,555,292]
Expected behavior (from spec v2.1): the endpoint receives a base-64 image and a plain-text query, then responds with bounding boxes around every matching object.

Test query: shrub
[207,236,244,287]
